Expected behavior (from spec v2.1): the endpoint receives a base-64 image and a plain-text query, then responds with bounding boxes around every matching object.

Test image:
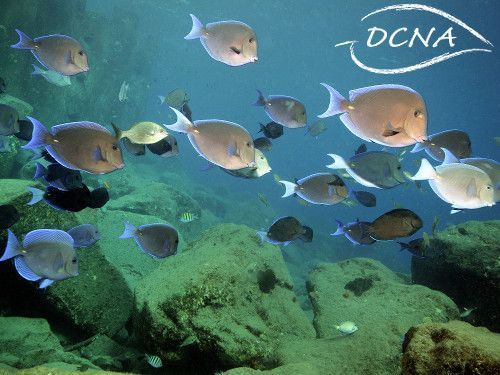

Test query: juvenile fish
[165,107,255,170]
[411,129,471,161]
[0,229,78,288]
[34,162,83,191]
[185,14,258,66]
[318,83,427,147]
[28,185,109,212]
[11,29,89,75]
[112,121,167,145]
[68,224,101,248]
[119,221,179,259]
[31,64,71,87]
[22,117,124,174]
[254,90,306,128]
[257,216,311,246]
[258,121,283,139]
[253,137,272,152]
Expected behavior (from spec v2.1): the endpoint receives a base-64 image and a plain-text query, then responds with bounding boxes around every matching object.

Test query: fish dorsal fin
[52,122,110,136]
[230,46,241,54]
[466,179,478,198]
[14,257,41,281]
[23,229,74,249]
[354,144,367,155]
[441,148,460,165]
[349,84,416,101]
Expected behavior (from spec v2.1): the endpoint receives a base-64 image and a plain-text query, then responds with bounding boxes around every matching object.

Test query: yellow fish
[179,212,197,223]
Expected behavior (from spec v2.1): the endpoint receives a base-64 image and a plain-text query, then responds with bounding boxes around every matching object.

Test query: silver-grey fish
[165,107,255,170]
[0,104,20,136]
[185,14,258,66]
[119,221,179,259]
[11,29,89,76]
[306,120,327,138]
[112,121,168,145]
[326,149,406,189]
[254,90,307,128]
[22,117,124,174]
[68,224,101,248]
[411,129,471,161]
[31,64,71,87]
[0,229,78,288]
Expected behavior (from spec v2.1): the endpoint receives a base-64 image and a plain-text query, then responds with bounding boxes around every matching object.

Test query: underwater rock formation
[306,258,459,374]
[133,223,315,372]
[401,320,500,374]
[0,179,133,336]
[0,316,98,370]
[411,220,500,332]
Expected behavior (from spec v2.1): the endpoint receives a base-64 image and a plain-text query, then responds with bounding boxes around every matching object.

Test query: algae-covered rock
[401,320,500,374]
[306,258,459,374]
[133,223,315,372]
[0,317,98,370]
[411,220,500,332]
[0,179,133,336]
[0,93,33,118]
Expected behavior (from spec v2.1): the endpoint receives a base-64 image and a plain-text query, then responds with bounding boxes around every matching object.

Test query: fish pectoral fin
[65,50,74,65]
[382,122,403,137]
[92,146,107,162]
[226,143,238,157]
[466,179,478,197]
[230,46,242,54]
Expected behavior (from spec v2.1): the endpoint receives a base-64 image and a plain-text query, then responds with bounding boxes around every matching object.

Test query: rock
[402,320,500,374]
[0,317,98,370]
[306,258,459,374]
[133,223,315,372]
[411,221,500,332]
[0,179,133,336]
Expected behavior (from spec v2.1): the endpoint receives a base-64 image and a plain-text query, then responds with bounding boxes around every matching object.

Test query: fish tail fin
[410,142,425,153]
[318,83,348,118]
[0,230,21,262]
[253,89,267,106]
[326,154,348,169]
[411,159,436,181]
[119,221,137,239]
[164,107,193,134]
[31,64,43,76]
[441,148,460,165]
[184,14,205,39]
[11,29,35,50]
[33,162,46,180]
[256,231,267,245]
[27,187,44,205]
[279,180,297,198]
[21,117,51,151]
[397,242,409,251]
[350,190,376,207]
[158,95,166,104]
[111,123,123,139]
[331,220,344,236]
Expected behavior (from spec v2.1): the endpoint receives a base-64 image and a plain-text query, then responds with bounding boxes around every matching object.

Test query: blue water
[83,0,499,274]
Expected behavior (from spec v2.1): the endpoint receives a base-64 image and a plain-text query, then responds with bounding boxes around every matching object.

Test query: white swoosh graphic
[336,3,494,74]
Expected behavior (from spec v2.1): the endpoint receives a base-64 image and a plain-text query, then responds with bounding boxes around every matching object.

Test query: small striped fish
[179,212,197,223]
[145,354,163,368]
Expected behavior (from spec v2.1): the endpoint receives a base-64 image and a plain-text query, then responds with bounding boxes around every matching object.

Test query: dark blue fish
[34,162,83,191]
[0,204,19,230]
[28,184,109,212]
[331,220,375,245]
[68,224,101,248]
[14,120,34,142]
[119,221,179,259]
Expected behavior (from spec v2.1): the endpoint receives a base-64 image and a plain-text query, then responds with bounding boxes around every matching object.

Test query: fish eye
[112,144,119,151]
[78,50,84,56]
[249,37,254,43]
[71,257,77,264]
[246,142,251,147]
[175,239,179,244]
[486,186,491,190]
[397,165,401,170]
[414,110,422,118]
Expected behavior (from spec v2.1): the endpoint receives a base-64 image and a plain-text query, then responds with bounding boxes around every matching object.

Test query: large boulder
[402,320,500,374]
[411,221,500,332]
[0,179,133,336]
[306,258,459,374]
[133,223,315,372]
[0,317,97,370]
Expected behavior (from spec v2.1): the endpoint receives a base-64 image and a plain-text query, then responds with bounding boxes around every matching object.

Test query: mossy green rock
[306,258,459,374]
[402,320,500,374]
[412,220,500,332]
[0,317,98,370]
[134,223,315,371]
[0,179,133,336]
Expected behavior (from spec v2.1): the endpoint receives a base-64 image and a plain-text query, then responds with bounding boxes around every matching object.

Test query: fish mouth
[252,57,258,62]
[115,162,125,169]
